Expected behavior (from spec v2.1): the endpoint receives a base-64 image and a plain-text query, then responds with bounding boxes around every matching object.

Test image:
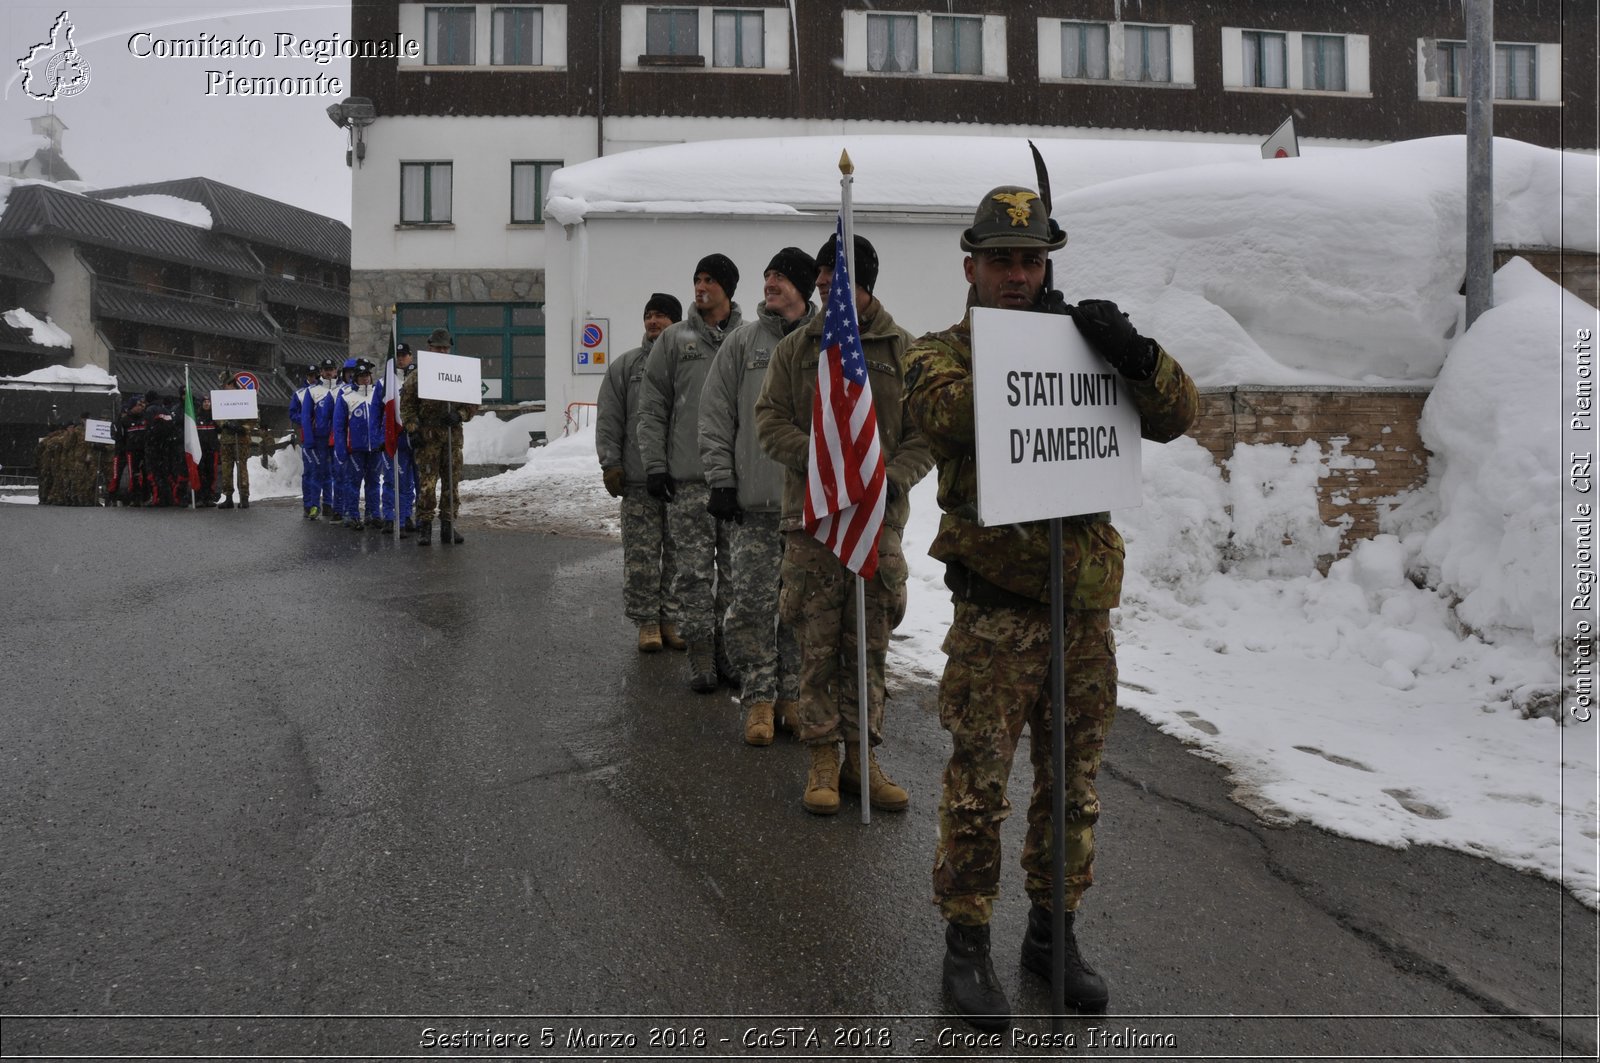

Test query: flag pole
[391,305,401,542]
[839,149,871,826]
[186,366,195,510]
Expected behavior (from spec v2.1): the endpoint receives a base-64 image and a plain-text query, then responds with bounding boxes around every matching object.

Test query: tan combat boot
[774,698,798,734]
[637,620,664,653]
[743,701,775,746]
[802,744,840,815]
[841,745,909,812]
[660,621,687,651]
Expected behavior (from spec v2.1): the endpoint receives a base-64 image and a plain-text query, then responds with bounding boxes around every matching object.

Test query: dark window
[1242,30,1287,88]
[646,7,699,56]
[1302,33,1346,91]
[1496,43,1536,100]
[425,7,475,65]
[932,15,982,75]
[492,6,543,65]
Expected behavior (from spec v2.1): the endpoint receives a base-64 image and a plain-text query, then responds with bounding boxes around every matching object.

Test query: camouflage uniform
[597,336,679,626]
[727,510,800,704]
[35,427,62,504]
[217,418,257,499]
[904,311,1197,924]
[399,369,476,523]
[754,296,933,747]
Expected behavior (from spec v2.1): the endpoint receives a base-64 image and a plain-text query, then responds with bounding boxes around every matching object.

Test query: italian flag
[182,380,203,489]
[382,356,401,457]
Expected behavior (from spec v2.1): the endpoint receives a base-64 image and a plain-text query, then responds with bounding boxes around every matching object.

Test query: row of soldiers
[35,377,264,508]
[598,180,1200,1030]
[286,329,476,545]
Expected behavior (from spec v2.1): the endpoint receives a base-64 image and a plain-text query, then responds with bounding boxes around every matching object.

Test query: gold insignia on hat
[993,190,1039,227]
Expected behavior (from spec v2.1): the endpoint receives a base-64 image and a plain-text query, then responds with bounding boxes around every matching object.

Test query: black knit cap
[644,292,683,323]
[815,233,880,294]
[694,253,739,299]
[764,246,817,303]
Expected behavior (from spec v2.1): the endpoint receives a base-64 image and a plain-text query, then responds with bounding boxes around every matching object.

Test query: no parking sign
[574,317,608,376]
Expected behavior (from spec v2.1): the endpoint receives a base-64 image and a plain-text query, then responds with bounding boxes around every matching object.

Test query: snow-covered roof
[0,362,116,391]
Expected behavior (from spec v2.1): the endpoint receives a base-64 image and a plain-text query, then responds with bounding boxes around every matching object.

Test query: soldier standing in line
[637,254,743,692]
[142,394,182,507]
[700,249,816,745]
[334,359,383,529]
[114,395,148,506]
[216,376,258,510]
[596,293,686,653]
[400,327,477,546]
[288,363,319,517]
[902,185,1198,1028]
[755,233,933,814]
[301,358,340,520]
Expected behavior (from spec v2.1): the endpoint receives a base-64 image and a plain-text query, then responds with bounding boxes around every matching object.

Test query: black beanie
[644,292,683,323]
[764,246,817,303]
[815,233,880,295]
[694,253,739,299]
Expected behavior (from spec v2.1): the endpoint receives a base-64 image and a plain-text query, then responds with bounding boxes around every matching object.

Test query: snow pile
[1390,259,1585,648]
[463,411,544,465]
[1,362,115,388]
[461,425,617,537]
[1055,137,1592,385]
[101,193,212,229]
[1,308,72,348]
[545,134,1294,224]
[0,132,49,165]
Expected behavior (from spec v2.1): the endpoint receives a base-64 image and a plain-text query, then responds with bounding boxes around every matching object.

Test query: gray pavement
[0,500,1594,1061]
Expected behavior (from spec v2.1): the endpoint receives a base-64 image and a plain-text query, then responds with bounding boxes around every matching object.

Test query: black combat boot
[440,519,464,545]
[942,921,1010,1031]
[1019,904,1110,1013]
[416,519,432,545]
[218,494,234,510]
[380,519,394,533]
[239,494,249,509]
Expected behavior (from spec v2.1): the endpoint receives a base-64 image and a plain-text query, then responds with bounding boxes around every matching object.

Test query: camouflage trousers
[723,510,799,704]
[414,424,464,522]
[620,486,679,624]
[664,482,730,645]
[778,530,908,748]
[217,437,251,496]
[932,601,1118,925]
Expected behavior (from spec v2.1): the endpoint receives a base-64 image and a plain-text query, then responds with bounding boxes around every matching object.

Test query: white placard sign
[417,350,482,403]
[84,418,114,445]
[970,306,1143,526]
[210,389,259,420]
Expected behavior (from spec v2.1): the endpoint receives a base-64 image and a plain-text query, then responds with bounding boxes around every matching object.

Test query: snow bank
[1392,259,1589,648]
[463,411,544,465]
[2,308,71,348]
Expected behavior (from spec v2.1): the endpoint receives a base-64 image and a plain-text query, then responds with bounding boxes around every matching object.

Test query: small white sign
[482,379,503,401]
[211,389,259,420]
[573,317,609,376]
[84,418,114,445]
[417,350,482,403]
[970,306,1143,526]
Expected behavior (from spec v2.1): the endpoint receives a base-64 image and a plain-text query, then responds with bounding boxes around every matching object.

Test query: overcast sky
[3,1,354,222]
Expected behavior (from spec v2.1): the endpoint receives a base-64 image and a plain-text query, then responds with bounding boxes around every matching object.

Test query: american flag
[804,216,886,579]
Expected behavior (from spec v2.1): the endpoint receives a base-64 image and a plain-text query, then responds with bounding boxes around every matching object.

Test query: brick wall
[1497,248,1600,309]
[1188,386,1433,558]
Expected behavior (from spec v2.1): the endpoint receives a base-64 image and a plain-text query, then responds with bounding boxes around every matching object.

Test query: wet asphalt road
[0,500,1594,1061]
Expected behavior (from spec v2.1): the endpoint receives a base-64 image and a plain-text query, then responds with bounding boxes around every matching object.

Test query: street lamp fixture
[326,96,377,167]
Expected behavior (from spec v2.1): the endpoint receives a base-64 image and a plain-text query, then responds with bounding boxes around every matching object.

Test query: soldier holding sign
[903,185,1198,1028]
[216,376,258,510]
[401,327,477,545]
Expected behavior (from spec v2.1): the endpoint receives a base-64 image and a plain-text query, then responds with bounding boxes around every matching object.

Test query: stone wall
[347,269,544,359]
[1188,386,1433,557]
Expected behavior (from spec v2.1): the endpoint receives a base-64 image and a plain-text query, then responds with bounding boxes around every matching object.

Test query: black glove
[1033,289,1073,316]
[646,472,675,501]
[1069,299,1158,381]
[707,486,744,524]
